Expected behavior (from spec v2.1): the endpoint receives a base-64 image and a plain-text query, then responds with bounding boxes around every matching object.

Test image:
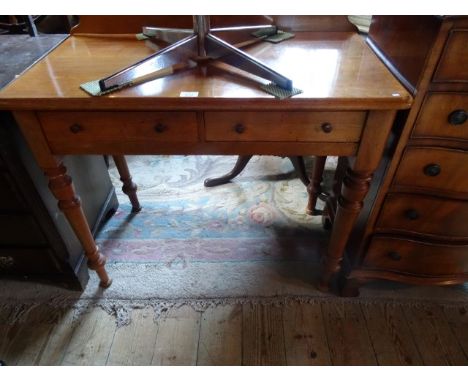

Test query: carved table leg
[112,155,142,213]
[288,156,310,186]
[204,155,253,187]
[306,156,327,215]
[13,111,113,288]
[45,163,112,288]
[318,111,396,292]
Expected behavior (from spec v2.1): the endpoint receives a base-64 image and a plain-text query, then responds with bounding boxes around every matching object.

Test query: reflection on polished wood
[0,32,411,111]
[0,16,412,291]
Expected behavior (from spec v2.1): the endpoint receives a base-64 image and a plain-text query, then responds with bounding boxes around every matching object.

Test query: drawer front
[376,193,468,239]
[0,248,62,275]
[433,30,468,82]
[413,93,468,140]
[0,171,27,211]
[204,111,366,142]
[363,236,468,276]
[38,111,199,150]
[0,214,47,246]
[393,147,468,194]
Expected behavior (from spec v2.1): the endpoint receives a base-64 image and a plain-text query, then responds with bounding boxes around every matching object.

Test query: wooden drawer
[0,171,27,211]
[38,111,199,151]
[0,214,47,246]
[433,29,468,82]
[363,236,468,276]
[376,193,468,239]
[393,147,468,195]
[0,248,63,275]
[413,93,468,140]
[204,111,366,142]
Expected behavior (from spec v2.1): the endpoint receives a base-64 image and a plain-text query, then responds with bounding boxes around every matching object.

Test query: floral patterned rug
[99,155,330,265]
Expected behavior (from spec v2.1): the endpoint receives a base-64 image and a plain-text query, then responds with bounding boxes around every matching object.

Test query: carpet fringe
[1,295,466,327]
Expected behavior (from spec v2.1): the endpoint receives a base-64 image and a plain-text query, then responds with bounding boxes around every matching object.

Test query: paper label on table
[180,91,199,97]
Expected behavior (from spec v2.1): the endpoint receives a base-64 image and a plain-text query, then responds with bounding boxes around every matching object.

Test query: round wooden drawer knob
[387,251,402,261]
[154,123,166,133]
[448,109,467,125]
[321,122,333,133]
[234,123,246,134]
[69,123,83,134]
[404,209,420,220]
[424,163,441,177]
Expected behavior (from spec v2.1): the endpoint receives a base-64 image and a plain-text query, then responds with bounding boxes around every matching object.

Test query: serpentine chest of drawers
[336,16,468,294]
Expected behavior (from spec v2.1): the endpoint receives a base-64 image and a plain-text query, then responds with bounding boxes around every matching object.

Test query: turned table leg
[306,156,327,215]
[318,111,396,292]
[112,155,142,213]
[13,111,113,287]
[45,162,112,287]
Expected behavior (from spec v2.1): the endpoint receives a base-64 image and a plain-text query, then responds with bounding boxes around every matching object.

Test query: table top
[0,31,412,111]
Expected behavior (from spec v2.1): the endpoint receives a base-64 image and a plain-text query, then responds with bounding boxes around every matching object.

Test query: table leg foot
[113,155,142,213]
[99,277,113,289]
[340,278,362,297]
[204,155,252,187]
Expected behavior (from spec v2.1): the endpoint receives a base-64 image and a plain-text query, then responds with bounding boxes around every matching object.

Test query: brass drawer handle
[69,123,83,134]
[0,256,14,270]
[404,209,420,220]
[234,123,246,134]
[387,251,401,261]
[321,122,333,133]
[424,163,441,177]
[448,109,467,125]
[154,123,167,133]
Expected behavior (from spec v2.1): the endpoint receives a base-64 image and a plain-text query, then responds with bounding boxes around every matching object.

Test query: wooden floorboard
[403,304,468,366]
[107,308,159,366]
[442,305,468,362]
[197,305,242,365]
[321,301,378,365]
[361,303,423,365]
[1,300,468,366]
[282,302,332,365]
[61,307,117,366]
[0,306,55,366]
[37,308,76,365]
[242,304,286,365]
[151,305,201,366]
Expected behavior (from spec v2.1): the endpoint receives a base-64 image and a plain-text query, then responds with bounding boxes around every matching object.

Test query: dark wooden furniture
[327,16,468,295]
[0,16,412,291]
[0,35,119,289]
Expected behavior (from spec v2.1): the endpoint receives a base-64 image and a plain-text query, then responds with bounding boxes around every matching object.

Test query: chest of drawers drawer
[362,235,468,276]
[412,93,468,140]
[376,193,468,239]
[433,29,468,82]
[204,111,366,142]
[393,147,468,194]
[38,111,199,152]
